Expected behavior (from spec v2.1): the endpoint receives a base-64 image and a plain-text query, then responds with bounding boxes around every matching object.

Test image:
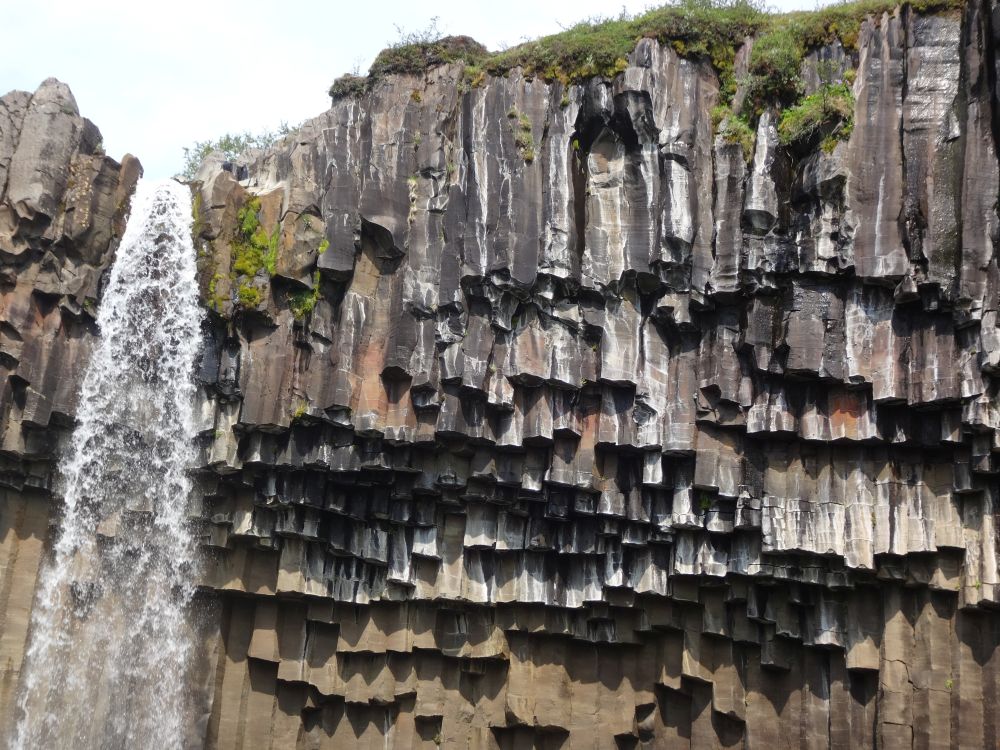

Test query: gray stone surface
[4,4,1000,746]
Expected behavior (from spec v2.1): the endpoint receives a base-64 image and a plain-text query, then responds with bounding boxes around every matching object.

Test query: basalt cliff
[4,1,1000,747]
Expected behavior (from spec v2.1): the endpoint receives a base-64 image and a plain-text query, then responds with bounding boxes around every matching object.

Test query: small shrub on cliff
[744,30,804,108]
[329,74,368,101]
[508,108,535,162]
[288,271,322,320]
[713,106,756,161]
[778,82,854,147]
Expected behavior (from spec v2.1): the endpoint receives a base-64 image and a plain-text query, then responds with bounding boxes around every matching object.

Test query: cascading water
[11,179,204,749]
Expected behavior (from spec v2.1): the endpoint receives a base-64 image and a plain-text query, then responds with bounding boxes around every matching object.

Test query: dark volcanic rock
[5,4,1000,747]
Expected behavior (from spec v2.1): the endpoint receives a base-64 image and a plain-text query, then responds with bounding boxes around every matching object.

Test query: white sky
[2,0,818,179]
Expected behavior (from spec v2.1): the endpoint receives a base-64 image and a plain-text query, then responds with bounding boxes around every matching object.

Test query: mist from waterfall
[11,179,204,749]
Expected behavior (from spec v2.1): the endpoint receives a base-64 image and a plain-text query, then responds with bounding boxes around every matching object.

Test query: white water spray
[12,179,203,749]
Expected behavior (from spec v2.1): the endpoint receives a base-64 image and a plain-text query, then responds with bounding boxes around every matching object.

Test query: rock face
[6,1,1000,746]
[0,77,143,726]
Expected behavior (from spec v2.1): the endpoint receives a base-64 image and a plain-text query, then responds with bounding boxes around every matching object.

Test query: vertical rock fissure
[10,179,203,750]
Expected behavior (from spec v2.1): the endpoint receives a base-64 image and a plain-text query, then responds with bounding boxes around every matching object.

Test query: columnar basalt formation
[4,1,1000,747]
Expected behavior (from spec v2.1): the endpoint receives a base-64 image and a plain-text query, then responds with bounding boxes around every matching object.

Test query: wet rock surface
[5,2,1000,745]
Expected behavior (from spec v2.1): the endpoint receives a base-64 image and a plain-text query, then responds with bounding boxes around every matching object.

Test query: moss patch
[232,196,280,278]
[237,282,261,308]
[289,271,322,320]
[508,108,536,163]
[226,194,286,314]
[713,106,756,162]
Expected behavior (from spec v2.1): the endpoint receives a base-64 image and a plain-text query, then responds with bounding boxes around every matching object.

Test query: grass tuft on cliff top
[331,0,964,102]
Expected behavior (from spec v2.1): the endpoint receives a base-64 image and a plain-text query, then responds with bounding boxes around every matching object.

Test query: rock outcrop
[0,77,142,726]
[5,1,1000,747]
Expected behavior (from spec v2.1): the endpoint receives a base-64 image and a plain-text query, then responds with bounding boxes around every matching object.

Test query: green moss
[264,226,280,276]
[289,271,322,320]
[778,82,854,145]
[232,196,281,279]
[715,107,756,162]
[318,238,329,255]
[236,282,261,308]
[238,197,261,236]
[509,108,536,163]
[233,236,264,276]
[460,64,487,91]
[291,400,308,420]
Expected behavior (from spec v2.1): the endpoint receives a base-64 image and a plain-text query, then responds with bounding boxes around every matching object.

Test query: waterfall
[11,179,204,749]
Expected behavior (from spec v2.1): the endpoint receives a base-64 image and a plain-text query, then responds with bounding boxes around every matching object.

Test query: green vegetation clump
[236,282,261,308]
[461,64,487,90]
[227,195,281,314]
[232,197,280,278]
[712,104,756,161]
[318,238,330,255]
[508,108,535,162]
[745,30,804,108]
[291,401,308,420]
[698,492,714,511]
[329,74,368,100]
[264,230,279,275]
[368,18,488,78]
[778,81,855,147]
[289,270,322,320]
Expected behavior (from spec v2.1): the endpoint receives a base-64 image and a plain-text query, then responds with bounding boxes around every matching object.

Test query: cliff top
[330,0,964,105]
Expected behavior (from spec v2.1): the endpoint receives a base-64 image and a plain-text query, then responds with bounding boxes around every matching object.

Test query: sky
[2,0,819,179]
